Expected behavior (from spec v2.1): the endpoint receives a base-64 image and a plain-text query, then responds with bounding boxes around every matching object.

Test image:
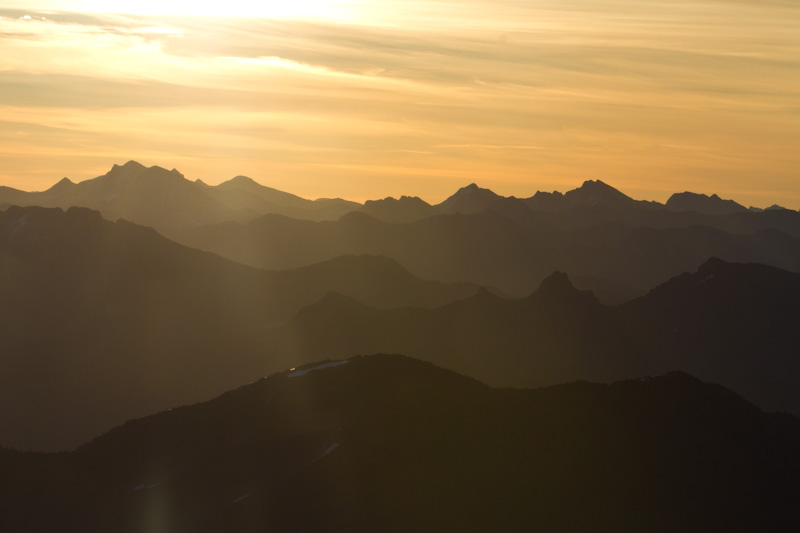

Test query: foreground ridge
[1,354,799,532]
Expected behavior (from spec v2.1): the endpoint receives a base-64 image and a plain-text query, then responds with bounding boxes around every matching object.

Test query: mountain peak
[525,180,634,211]
[225,175,258,186]
[113,160,146,171]
[580,179,610,189]
[46,177,75,192]
[531,270,600,306]
[103,161,186,184]
[359,195,435,223]
[666,191,746,215]
[437,183,503,214]
[566,179,632,205]
[536,271,575,295]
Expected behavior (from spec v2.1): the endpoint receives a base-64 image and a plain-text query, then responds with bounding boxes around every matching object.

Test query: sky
[1,1,799,207]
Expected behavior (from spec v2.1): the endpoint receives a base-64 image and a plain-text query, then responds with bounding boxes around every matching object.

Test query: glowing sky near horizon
[1,1,799,207]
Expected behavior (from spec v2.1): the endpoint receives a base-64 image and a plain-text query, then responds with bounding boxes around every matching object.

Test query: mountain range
[5,163,800,302]
[181,202,800,301]
[2,354,798,532]
[3,160,799,530]
[3,203,799,450]
[0,161,360,237]
[277,258,800,417]
[0,205,480,450]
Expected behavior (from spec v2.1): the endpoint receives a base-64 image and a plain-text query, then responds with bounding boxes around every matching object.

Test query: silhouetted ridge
[108,160,146,174]
[567,179,632,204]
[359,195,436,222]
[3,354,799,532]
[225,175,258,186]
[47,177,74,192]
[437,182,504,214]
[667,191,747,215]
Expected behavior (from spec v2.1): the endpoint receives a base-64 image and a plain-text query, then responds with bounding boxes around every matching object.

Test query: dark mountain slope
[621,257,800,414]
[1,354,798,532]
[0,206,480,451]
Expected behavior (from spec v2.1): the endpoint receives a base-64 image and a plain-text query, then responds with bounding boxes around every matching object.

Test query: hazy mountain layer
[0,161,360,236]
[0,206,480,450]
[276,259,800,416]
[181,205,800,299]
[2,354,798,532]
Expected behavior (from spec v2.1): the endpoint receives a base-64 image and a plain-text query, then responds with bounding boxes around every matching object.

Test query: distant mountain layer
[2,354,799,532]
[357,179,788,222]
[277,258,800,417]
[4,162,796,237]
[5,163,799,299]
[667,191,747,214]
[180,204,800,298]
[0,206,480,451]
[0,161,361,235]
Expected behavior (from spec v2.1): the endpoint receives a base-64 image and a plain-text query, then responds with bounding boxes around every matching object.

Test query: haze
[1,1,799,208]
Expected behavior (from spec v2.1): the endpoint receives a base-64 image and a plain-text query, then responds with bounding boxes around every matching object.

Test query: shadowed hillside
[1,354,798,532]
[0,206,480,450]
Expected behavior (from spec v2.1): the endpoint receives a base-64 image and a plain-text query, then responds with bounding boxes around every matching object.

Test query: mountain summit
[436,183,505,214]
[0,162,361,235]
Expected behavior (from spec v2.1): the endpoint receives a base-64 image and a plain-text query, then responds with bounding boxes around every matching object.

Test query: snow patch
[288,360,349,378]
[701,274,714,283]
[232,492,252,503]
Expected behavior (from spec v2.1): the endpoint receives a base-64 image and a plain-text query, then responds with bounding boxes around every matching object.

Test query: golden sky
[1,1,799,207]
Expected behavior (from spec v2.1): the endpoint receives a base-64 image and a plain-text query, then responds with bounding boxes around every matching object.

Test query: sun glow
[47,0,355,19]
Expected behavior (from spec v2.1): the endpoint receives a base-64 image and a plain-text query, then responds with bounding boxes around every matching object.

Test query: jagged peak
[532,190,563,198]
[536,271,576,295]
[579,179,610,188]
[364,195,431,207]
